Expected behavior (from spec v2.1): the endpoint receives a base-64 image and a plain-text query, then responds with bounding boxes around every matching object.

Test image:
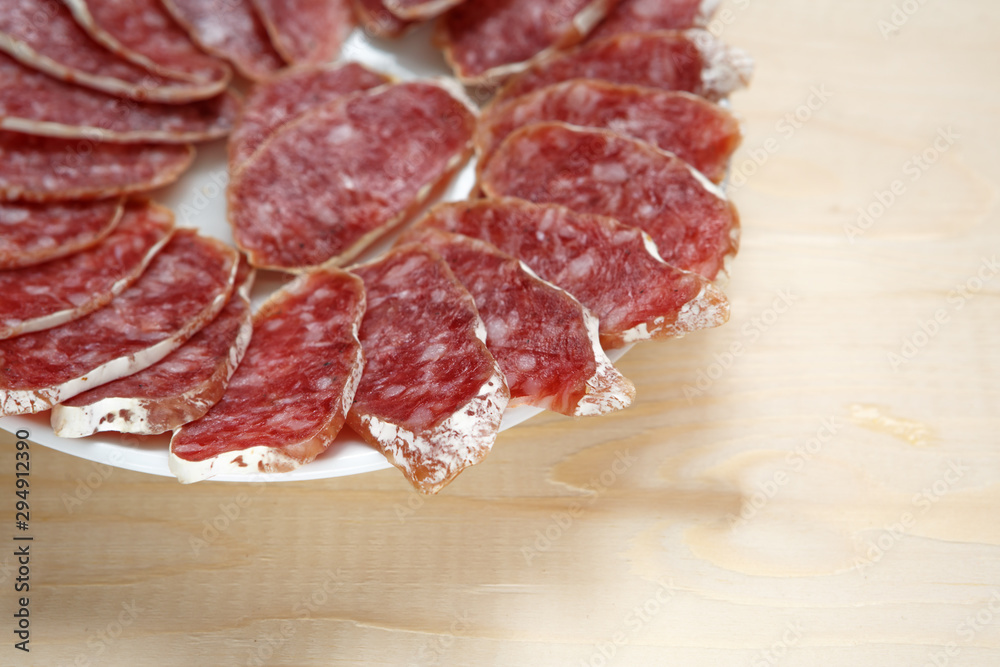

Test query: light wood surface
[3,1,999,665]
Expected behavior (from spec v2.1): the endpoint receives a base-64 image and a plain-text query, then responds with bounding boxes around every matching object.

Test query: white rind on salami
[688,29,754,101]
[0,198,123,270]
[251,0,355,65]
[351,0,412,39]
[384,0,464,21]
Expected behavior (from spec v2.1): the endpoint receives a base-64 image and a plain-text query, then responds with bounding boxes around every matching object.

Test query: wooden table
[2,1,998,664]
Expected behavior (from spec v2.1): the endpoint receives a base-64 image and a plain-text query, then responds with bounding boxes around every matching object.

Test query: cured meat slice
[347,246,509,494]
[0,200,175,340]
[436,0,619,84]
[587,0,719,42]
[479,122,739,280]
[478,79,741,183]
[160,0,286,81]
[0,199,123,270]
[0,53,240,144]
[52,260,256,438]
[0,0,224,103]
[229,62,390,169]
[385,0,465,21]
[62,0,232,95]
[351,0,412,39]
[169,267,366,483]
[405,227,635,416]
[229,81,476,271]
[251,0,355,65]
[493,30,753,105]
[414,198,729,348]
[0,131,194,203]
[0,229,239,417]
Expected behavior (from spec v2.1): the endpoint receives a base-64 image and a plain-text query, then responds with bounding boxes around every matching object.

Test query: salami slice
[0,200,175,340]
[479,122,739,280]
[160,0,286,81]
[493,30,753,105]
[52,260,256,438]
[229,62,390,169]
[0,0,225,103]
[347,246,509,494]
[587,0,719,42]
[436,0,619,84]
[406,228,635,416]
[229,81,476,271]
[251,0,355,65]
[62,0,232,95]
[478,79,740,183]
[385,0,465,21]
[351,0,412,39]
[0,199,123,270]
[169,267,366,483]
[0,229,238,417]
[0,131,194,203]
[0,53,240,144]
[414,198,730,348]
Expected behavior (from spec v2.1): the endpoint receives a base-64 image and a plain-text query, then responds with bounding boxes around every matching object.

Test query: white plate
[0,26,626,482]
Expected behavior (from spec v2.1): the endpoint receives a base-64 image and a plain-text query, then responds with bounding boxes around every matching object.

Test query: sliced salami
[229,62,390,169]
[347,246,509,494]
[0,0,224,103]
[351,0,412,39]
[0,131,194,203]
[493,29,753,105]
[160,0,286,81]
[406,228,635,416]
[587,0,719,42]
[0,200,175,340]
[414,198,730,348]
[479,122,739,280]
[251,0,355,65]
[229,81,476,271]
[0,199,123,270]
[385,0,465,21]
[62,0,232,95]
[169,267,366,483]
[52,260,256,438]
[0,53,240,144]
[478,79,741,183]
[436,0,619,84]
[0,229,238,417]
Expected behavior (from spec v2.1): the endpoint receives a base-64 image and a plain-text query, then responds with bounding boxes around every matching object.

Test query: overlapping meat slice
[479,122,738,280]
[478,79,740,183]
[0,229,238,417]
[62,0,232,96]
[0,53,240,144]
[53,260,256,438]
[169,267,366,483]
[347,245,509,494]
[436,0,619,84]
[229,62,390,169]
[0,200,175,340]
[0,131,194,203]
[229,81,476,271]
[414,198,729,348]
[493,29,753,105]
[351,0,412,38]
[385,0,465,20]
[0,0,224,102]
[587,0,719,42]
[251,0,355,65]
[160,0,286,81]
[0,199,123,270]
[404,228,634,415]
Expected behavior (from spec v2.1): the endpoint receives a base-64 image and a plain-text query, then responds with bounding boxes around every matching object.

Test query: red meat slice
[251,0,355,65]
[587,0,719,42]
[351,0,412,39]
[478,79,741,183]
[414,198,730,348]
[169,267,366,482]
[0,229,239,417]
[385,0,465,20]
[229,81,476,271]
[0,199,123,270]
[0,200,175,340]
[478,122,739,280]
[53,259,256,437]
[405,227,635,415]
[347,245,509,494]
[0,131,194,203]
